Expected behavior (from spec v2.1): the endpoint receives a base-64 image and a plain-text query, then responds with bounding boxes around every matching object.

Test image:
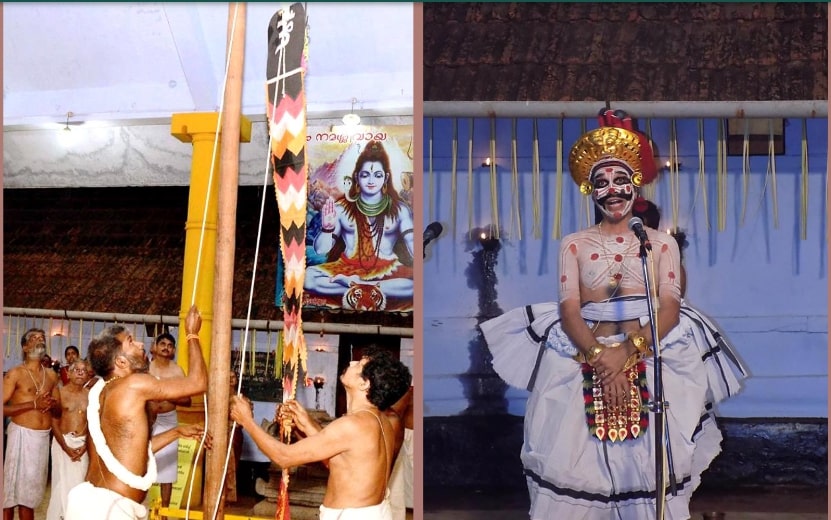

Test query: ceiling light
[342,97,360,126]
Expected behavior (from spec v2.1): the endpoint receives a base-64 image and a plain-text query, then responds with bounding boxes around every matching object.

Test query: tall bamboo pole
[205,4,246,517]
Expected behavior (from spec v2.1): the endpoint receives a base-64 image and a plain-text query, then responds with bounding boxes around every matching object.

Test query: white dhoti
[3,421,51,509]
[151,410,179,484]
[482,298,748,520]
[319,493,392,520]
[389,428,414,519]
[46,432,89,520]
[65,481,148,520]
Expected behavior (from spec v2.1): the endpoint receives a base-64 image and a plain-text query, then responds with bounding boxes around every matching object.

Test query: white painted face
[590,161,636,221]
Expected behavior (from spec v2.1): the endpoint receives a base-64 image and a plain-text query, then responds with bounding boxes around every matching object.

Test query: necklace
[596,222,636,289]
[356,195,391,217]
[24,365,45,397]
[103,375,122,386]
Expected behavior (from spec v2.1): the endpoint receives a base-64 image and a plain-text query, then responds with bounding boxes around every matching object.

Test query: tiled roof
[3,186,412,329]
[424,2,827,102]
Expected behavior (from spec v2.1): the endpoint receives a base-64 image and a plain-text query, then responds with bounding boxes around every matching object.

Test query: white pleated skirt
[481,301,747,520]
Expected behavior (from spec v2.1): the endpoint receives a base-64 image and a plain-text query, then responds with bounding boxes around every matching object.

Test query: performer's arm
[558,237,603,358]
[630,234,682,349]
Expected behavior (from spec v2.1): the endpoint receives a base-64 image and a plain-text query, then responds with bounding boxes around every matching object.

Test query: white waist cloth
[151,409,179,483]
[389,428,414,519]
[65,481,148,520]
[319,492,392,520]
[480,298,748,519]
[3,421,51,509]
[46,432,89,520]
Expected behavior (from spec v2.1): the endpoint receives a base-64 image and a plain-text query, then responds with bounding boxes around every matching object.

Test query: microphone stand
[637,240,676,520]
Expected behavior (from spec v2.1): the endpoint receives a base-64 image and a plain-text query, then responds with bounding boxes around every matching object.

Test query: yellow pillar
[169,112,251,509]
[170,112,252,370]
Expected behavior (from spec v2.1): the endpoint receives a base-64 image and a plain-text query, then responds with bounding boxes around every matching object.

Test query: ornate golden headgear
[568,109,658,195]
[569,126,647,195]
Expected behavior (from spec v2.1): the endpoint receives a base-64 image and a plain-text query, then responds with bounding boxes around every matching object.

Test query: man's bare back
[323,409,397,508]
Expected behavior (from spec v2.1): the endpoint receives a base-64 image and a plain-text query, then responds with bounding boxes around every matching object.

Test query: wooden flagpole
[205,3,247,517]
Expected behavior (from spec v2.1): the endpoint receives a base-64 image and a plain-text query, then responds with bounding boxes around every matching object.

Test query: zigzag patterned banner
[267,4,307,520]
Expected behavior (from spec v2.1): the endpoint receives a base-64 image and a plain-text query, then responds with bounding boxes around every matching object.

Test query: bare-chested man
[3,328,60,520]
[46,359,93,520]
[230,346,411,520]
[64,305,208,520]
[148,332,191,516]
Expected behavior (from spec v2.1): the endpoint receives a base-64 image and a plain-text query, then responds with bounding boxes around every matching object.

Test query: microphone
[627,217,652,250]
[423,221,443,258]
[423,222,443,246]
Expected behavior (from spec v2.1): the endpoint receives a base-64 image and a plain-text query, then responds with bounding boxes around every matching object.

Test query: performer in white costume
[481,110,747,519]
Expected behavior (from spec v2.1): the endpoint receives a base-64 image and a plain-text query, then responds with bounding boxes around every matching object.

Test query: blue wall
[422,116,828,419]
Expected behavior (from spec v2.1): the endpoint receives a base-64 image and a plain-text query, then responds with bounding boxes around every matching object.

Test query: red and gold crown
[568,109,658,195]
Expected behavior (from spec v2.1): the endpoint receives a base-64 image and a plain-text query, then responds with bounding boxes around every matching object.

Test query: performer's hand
[230,394,254,427]
[592,345,632,384]
[185,305,202,335]
[321,197,336,232]
[602,372,631,411]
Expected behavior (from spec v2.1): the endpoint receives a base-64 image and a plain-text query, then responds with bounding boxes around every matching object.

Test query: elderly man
[46,359,93,520]
[3,328,60,520]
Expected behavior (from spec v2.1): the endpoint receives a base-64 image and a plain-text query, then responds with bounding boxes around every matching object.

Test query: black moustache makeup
[596,192,634,206]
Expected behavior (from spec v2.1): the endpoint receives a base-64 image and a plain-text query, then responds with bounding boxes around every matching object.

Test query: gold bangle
[623,352,642,371]
[627,332,649,354]
[186,334,200,341]
[586,344,605,365]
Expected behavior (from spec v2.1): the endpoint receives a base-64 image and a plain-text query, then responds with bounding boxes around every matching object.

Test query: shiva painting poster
[276,124,414,312]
